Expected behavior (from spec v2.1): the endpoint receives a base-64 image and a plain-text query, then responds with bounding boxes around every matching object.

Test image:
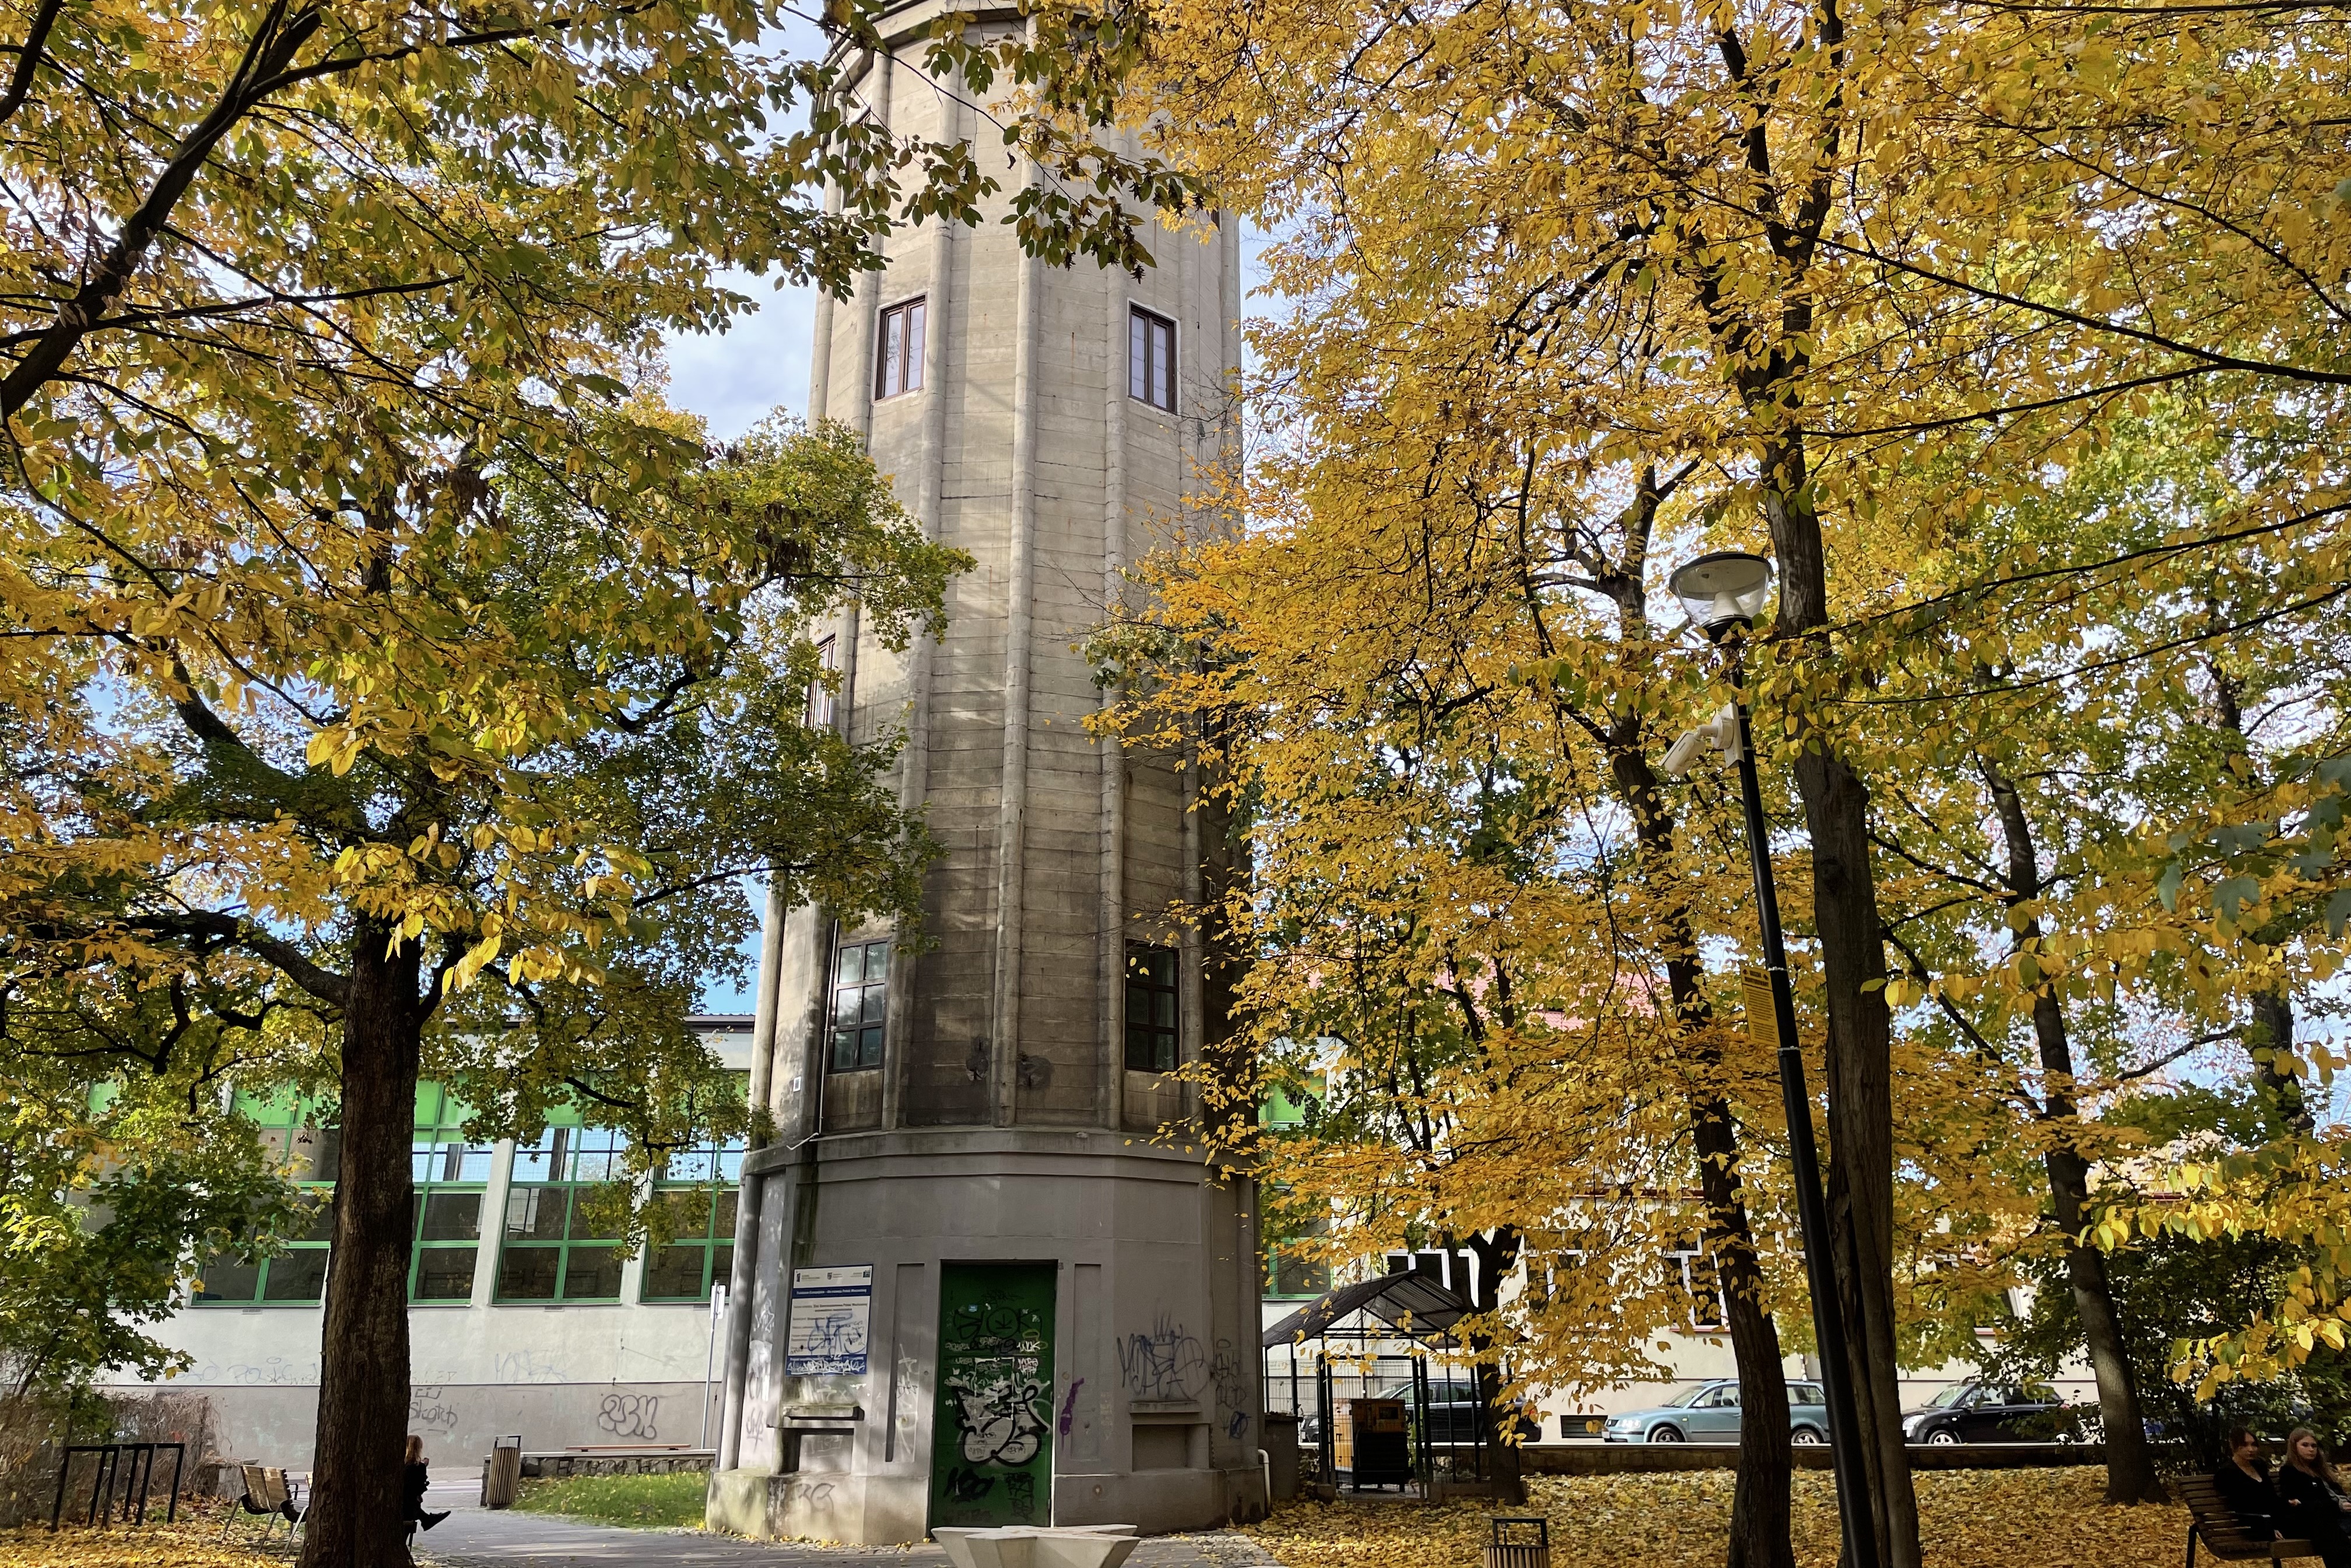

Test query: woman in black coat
[2278,1427,2351,1568]
[403,1435,451,1532]
[2215,1428,2280,1540]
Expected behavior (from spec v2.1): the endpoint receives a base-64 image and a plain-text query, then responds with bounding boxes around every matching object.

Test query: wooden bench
[2175,1473,2316,1568]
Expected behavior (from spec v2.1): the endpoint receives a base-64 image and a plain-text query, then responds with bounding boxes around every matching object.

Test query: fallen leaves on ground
[1246,1468,2193,1568]
[0,1509,279,1567]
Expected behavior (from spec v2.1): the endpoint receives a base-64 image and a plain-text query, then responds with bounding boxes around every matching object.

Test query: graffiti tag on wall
[596,1392,660,1440]
[948,1366,1047,1466]
[1117,1317,1206,1401]
[408,1386,459,1432]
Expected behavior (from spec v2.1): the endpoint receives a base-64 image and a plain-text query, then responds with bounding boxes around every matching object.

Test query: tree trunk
[1609,741,1795,1568]
[1692,1084,1798,1568]
[2247,990,2312,1134]
[1982,766,2159,1502]
[299,922,423,1568]
[1461,1228,1527,1507]
[1764,444,1921,1568]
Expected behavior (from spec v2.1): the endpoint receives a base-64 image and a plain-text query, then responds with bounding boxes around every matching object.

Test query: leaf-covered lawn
[0,1516,279,1567]
[1247,1468,2192,1568]
[511,1469,709,1530]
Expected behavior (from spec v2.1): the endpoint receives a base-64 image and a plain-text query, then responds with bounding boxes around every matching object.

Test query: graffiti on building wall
[943,1466,995,1504]
[947,1365,1047,1466]
[188,1357,321,1386]
[408,1386,460,1433]
[1117,1317,1205,1402]
[1056,1378,1085,1438]
[596,1392,660,1441]
[491,1348,567,1384]
[1211,1339,1249,1442]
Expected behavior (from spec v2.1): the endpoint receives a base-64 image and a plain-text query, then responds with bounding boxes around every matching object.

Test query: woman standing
[2278,1428,2351,1568]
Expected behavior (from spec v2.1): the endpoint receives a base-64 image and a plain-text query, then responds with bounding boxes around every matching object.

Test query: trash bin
[1483,1516,1550,1568]
[480,1435,523,1510]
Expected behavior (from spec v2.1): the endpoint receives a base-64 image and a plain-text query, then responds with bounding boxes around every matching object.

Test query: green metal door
[929,1262,1057,1529]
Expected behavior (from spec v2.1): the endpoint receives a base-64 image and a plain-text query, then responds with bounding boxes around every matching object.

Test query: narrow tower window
[829,938,890,1071]
[808,635,838,730]
[1129,306,1176,413]
[1124,941,1179,1071]
[876,297,926,399]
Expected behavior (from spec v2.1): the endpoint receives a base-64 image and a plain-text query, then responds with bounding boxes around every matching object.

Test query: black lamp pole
[1720,637,1882,1568]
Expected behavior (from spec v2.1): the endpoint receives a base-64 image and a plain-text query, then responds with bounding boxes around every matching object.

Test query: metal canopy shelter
[1262,1269,1491,1496]
[1260,1268,1473,1349]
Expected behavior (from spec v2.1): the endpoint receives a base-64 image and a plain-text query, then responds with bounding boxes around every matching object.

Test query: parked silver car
[1602,1379,1831,1444]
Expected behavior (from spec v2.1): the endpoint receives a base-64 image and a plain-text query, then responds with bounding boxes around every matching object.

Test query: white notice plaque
[785,1264,874,1376]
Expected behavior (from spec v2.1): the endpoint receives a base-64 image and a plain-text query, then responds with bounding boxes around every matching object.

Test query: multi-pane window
[195,1092,337,1305]
[1124,942,1178,1071]
[496,1121,627,1302]
[1669,1246,1725,1331]
[808,636,838,730]
[876,297,927,399]
[409,1084,492,1302]
[829,938,890,1071]
[642,1134,746,1302]
[1129,306,1175,412]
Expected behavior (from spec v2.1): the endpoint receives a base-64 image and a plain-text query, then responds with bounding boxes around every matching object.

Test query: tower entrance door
[929,1262,1057,1530]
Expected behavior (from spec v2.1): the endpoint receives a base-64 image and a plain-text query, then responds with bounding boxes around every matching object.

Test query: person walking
[403,1435,451,1533]
[2278,1427,2351,1568]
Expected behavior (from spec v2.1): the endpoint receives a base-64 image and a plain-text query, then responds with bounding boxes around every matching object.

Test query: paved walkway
[412,1483,1279,1568]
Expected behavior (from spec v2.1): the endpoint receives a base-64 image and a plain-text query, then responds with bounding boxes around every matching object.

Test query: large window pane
[195,1258,261,1303]
[420,1193,482,1241]
[413,1248,478,1300]
[559,1246,623,1300]
[505,1186,566,1240]
[497,1245,560,1300]
[262,1247,329,1302]
[644,1245,708,1300]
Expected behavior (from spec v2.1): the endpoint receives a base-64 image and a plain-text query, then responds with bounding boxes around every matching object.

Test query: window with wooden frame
[496,1119,628,1302]
[876,297,926,399]
[828,938,890,1071]
[1123,941,1179,1071]
[1128,306,1175,412]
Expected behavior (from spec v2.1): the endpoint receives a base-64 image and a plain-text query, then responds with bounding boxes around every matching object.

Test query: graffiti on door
[929,1264,1055,1530]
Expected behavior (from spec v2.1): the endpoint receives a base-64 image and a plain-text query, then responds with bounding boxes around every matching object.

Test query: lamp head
[1667,550,1774,638]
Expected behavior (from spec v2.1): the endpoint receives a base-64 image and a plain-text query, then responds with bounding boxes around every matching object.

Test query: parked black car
[1299,1379,1541,1445]
[1901,1380,2079,1444]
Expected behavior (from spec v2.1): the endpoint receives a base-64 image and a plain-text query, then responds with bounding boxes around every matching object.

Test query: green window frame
[828,937,889,1072]
[496,1117,628,1303]
[194,1091,338,1306]
[409,1084,492,1303]
[641,1134,746,1302]
[1124,942,1178,1072]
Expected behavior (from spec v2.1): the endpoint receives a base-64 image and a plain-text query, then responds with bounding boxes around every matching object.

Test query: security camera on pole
[1661,550,1882,1568]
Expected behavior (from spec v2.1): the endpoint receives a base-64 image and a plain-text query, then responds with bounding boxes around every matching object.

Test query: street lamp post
[1664,550,1882,1568]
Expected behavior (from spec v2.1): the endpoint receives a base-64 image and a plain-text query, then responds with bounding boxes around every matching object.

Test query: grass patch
[511,1469,708,1531]
[1247,1468,2190,1568]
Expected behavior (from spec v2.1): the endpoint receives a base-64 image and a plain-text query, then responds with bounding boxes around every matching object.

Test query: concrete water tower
[704,5,1265,1545]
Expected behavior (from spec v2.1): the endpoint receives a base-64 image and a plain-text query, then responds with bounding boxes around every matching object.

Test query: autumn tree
[0,403,966,1563]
